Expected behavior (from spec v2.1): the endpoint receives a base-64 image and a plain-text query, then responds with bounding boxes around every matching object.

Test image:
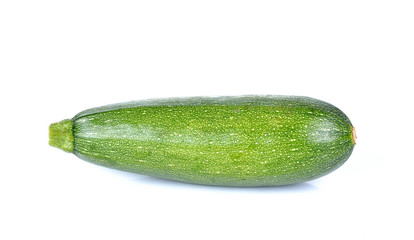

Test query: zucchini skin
[51,96,355,187]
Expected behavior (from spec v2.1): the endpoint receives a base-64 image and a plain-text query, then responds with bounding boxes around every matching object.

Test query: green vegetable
[49,96,356,187]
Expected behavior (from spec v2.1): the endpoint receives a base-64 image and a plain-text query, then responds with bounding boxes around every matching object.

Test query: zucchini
[49,96,356,186]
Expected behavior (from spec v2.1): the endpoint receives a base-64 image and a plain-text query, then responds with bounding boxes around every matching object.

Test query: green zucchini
[49,96,356,187]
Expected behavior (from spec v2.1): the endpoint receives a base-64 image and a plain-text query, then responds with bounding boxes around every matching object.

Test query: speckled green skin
[52,96,355,186]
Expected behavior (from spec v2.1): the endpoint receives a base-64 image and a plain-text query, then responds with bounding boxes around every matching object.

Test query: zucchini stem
[49,119,74,152]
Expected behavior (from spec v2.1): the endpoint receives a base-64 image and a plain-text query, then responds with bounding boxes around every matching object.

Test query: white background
[1,1,413,239]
